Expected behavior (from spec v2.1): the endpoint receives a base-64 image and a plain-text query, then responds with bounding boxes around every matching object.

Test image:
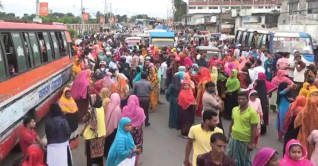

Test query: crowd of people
[17,29,318,166]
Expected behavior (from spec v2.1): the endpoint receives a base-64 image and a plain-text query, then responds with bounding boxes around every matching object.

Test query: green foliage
[68,28,77,39]
[0,11,132,24]
[129,14,156,23]
[174,0,187,22]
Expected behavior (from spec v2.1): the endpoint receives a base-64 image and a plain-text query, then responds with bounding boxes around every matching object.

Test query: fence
[66,24,104,36]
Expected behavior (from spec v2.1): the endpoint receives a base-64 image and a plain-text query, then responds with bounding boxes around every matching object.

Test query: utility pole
[103,0,107,28]
[106,3,112,30]
[81,0,85,36]
[167,4,169,21]
[36,0,39,17]
[218,0,223,32]
[33,0,42,23]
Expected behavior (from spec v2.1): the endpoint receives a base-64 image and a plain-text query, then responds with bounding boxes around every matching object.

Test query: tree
[174,0,187,22]
[0,9,133,25]
[0,0,3,9]
[68,28,77,39]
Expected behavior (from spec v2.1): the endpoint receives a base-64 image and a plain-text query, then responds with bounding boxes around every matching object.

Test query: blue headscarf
[177,66,186,82]
[192,63,199,75]
[133,65,144,83]
[106,117,135,166]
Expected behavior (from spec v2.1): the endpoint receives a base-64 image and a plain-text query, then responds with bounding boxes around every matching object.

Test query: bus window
[256,35,263,48]
[54,32,63,56]
[242,32,248,46]
[261,34,270,49]
[235,30,242,43]
[28,32,41,66]
[42,32,54,60]
[11,33,28,72]
[2,32,28,75]
[0,44,7,80]
[37,32,49,62]
[247,33,254,47]
[22,32,34,68]
[49,32,60,58]
[59,32,69,56]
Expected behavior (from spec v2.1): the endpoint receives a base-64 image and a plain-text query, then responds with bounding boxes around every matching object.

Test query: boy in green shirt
[227,91,259,166]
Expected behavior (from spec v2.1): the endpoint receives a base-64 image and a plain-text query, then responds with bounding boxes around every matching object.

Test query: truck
[149,31,175,48]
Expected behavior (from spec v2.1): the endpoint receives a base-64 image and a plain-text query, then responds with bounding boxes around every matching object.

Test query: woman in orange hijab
[295,89,318,159]
[196,67,212,117]
[111,74,129,107]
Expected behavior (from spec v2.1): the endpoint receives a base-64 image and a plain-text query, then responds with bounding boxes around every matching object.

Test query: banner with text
[39,2,49,16]
[83,13,89,21]
[100,17,105,23]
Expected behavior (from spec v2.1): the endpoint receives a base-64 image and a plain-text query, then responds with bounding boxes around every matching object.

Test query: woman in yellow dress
[99,88,111,109]
[72,58,82,79]
[149,66,159,112]
[58,87,79,149]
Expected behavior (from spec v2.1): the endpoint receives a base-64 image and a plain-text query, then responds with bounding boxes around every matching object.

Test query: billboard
[39,2,49,16]
[83,13,89,21]
[100,17,105,23]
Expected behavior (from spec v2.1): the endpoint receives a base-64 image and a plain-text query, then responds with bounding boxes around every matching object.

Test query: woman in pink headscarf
[91,72,114,94]
[280,139,314,166]
[71,70,90,122]
[224,62,236,76]
[104,93,122,159]
[271,70,293,86]
[258,73,277,93]
[238,56,247,71]
[184,55,193,69]
[121,95,146,165]
[252,147,279,166]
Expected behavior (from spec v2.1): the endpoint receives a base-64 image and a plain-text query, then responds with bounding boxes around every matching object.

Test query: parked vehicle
[235,27,314,65]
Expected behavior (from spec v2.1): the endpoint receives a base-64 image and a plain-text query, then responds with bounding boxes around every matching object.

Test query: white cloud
[1,0,174,18]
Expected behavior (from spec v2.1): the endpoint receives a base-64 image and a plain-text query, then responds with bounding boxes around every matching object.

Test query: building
[233,11,279,32]
[278,0,318,41]
[181,13,235,33]
[187,0,281,14]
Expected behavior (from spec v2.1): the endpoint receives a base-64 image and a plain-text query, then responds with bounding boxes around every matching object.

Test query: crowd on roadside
[17,29,318,166]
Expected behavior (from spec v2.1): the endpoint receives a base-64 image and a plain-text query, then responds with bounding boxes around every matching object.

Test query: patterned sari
[196,68,212,117]
[149,67,159,111]
[111,74,129,100]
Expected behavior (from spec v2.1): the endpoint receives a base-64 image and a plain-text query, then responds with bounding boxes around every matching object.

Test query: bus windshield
[273,37,313,54]
[153,40,174,47]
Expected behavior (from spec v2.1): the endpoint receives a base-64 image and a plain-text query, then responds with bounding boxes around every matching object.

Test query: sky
[1,0,179,18]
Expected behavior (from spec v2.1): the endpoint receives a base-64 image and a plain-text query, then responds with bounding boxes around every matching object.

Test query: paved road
[2,95,284,166]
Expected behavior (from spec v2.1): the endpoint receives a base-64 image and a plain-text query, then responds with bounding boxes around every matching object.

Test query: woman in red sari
[196,68,212,117]
[22,144,46,166]
[178,80,196,138]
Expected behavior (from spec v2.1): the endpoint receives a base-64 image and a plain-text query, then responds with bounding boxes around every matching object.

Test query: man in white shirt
[293,54,306,87]
[288,53,295,80]
[258,49,267,68]
[234,44,241,60]
[253,60,265,81]
[139,52,145,66]
[223,41,229,55]
[125,52,133,67]
[160,59,168,94]
[108,56,119,73]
